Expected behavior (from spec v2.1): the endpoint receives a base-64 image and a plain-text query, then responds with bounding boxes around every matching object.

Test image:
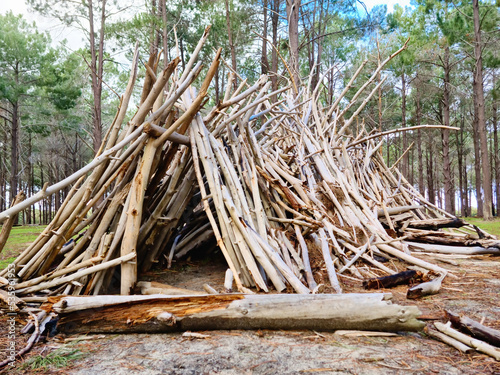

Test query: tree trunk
[401,71,408,178]
[415,81,424,196]
[286,0,300,94]
[427,135,435,205]
[493,87,499,217]
[457,114,466,217]
[473,0,492,219]
[10,100,19,224]
[0,122,5,212]
[161,0,169,65]
[224,0,237,90]
[261,0,269,75]
[442,45,454,215]
[88,0,105,155]
[270,0,280,100]
[51,294,424,334]
[473,108,483,217]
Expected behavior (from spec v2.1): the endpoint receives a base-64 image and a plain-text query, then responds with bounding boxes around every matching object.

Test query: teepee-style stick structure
[1,27,499,302]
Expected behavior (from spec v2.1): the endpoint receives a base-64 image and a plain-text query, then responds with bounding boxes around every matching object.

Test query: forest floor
[0,223,499,374]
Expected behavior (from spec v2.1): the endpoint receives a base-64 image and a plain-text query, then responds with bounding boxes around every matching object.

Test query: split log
[447,311,500,347]
[363,270,424,290]
[434,322,500,361]
[49,293,424,333]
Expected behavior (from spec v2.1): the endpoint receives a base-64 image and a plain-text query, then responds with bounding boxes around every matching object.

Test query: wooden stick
[434,322,500,361]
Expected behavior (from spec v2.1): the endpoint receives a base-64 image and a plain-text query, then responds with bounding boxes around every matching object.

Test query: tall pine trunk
[88,0,106,155]
[442,44,454,215]
[401,71,408,179]
[286,0,300,94]
[270,0,280,101]
[473,0,492,219]
[494,94,500,216]
[261,0,269,75]
[473,110,483,217]
[225,0,237,90]
[10,101,19,223]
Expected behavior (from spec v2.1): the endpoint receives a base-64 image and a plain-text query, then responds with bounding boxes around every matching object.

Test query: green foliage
[0,12,51,104]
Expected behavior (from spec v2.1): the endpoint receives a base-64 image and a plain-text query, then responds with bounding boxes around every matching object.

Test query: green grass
[0,225,44,270]
[463,217,500,237]
[20,347,85,371]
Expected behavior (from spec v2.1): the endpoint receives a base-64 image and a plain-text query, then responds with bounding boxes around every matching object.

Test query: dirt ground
[1,250,499,374]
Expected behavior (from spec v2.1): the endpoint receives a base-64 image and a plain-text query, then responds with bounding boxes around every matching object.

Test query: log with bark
[363,270,425,290]
[46,293,424,333]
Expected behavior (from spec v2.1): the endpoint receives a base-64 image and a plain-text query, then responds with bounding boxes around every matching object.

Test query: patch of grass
[20,347,84,372]
[0,225,45,271]
[0,256,17,270]
[463,217,500,237]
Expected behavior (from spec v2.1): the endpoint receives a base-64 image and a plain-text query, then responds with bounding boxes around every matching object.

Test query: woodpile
[0,28,499,305]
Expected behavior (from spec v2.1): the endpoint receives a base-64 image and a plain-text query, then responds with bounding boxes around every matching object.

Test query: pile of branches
[1,28,499,302]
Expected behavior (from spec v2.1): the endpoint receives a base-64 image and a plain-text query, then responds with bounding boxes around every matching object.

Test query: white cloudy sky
[0,0,412,56]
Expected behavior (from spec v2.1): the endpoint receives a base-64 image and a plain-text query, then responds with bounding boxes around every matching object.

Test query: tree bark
[51,293,424,333]
[457,112,467,216]
[442,45,453,215]
[473,0,492,219]
[270,0,280,100]
[427,134,435,205]
[473,109,483,216]
[88,0,106,155]
[10,100,19,211]
[493,86,499,217]
[415,78,424,196]
[286,0,300,94]
[401,71,408,178]
[261,0,269,75]
[224,0,237,91]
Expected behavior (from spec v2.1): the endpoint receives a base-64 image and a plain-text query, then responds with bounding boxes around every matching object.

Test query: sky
[0,0,412,49]
[0,0,85,50]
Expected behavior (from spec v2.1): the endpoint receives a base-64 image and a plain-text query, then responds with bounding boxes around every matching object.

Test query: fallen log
[363,270,424,290]
[48,293,424,333]
[447,311,500,347]
[406,218,466,230]
[406,241,500,255]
